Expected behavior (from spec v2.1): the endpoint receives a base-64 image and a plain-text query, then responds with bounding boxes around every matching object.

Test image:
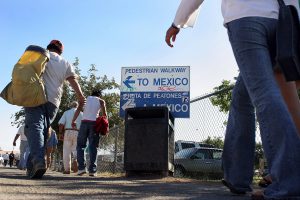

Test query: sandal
[258,177,272,188]
[251,190,265,200]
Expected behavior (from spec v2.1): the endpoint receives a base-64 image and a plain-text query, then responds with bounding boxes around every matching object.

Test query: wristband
[171,23,179,30]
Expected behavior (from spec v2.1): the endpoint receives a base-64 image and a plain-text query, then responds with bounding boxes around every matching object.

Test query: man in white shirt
[13,125,29,170]
[58,101,83,174]
[24,40,85,179]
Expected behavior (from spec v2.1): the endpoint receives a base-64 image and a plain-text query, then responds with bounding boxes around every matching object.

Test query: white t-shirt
[173,0,300,27]
[58,108,82,130]
[17,125,27,141]
[43,52,77,107]
[82,96,101,121]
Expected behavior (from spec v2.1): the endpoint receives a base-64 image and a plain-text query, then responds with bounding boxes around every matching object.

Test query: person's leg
[222,75,256,193]
[275,72,300,136]
[87,122,100,175]
[46,147,53,169]
[24,105,47,177]
[19,140,27,169]
[63,131,72,173]
[25,102,58,178]
[76,122,88,174]
[258,72,300,187]
[71,130,78,173]
[227,17,300,198]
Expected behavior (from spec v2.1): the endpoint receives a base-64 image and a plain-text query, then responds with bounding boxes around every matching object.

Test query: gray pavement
[0,166,256,200]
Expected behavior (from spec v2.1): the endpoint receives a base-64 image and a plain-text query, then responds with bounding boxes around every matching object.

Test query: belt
[65,128,79,131]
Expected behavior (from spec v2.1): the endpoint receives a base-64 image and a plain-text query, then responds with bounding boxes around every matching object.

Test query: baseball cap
[48,40,64,54]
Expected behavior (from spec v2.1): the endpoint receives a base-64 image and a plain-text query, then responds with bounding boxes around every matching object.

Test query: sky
[0,1,238,151]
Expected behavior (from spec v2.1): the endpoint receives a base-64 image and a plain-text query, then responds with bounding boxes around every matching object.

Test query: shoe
[258,177,272,188]
[89,172,97,177]
[72,160,78,173]
[221,179,247,195]
[77,169,87,176]
[251,190,265,200]
[29,164,47,179]
[63,170,71,174]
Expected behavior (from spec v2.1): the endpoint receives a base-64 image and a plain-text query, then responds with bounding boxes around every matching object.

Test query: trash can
[124,106,174,177]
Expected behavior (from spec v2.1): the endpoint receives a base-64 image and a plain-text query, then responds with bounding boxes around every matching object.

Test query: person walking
[165,1,300,199]
[72,90,107,177]
[24,39,85,179]
[9,151,15,168]
[46,127,58,169]
[58,101,83,174]
[13,125,29,170]
[3,152,9,167]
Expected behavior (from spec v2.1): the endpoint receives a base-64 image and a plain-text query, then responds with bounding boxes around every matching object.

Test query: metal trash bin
[124,106,174,177]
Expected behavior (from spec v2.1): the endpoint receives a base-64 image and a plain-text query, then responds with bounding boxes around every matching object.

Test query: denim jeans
[24,102,58,171]
[222,17,300,199]
[77,121,100,173]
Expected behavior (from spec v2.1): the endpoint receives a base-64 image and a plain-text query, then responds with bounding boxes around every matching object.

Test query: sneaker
[77,169,87,176]
[89,172,97,177]
[29,164,47,179]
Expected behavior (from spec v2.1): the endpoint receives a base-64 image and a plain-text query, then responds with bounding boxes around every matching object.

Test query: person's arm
[173,0,203,28]
[67,76,86,111]
[100,99,107,117]
[165,0,204,47]
[13,134,20,146]
[72,106,83,129]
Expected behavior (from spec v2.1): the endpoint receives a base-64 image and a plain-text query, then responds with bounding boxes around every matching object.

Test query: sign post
[120,66,190,118]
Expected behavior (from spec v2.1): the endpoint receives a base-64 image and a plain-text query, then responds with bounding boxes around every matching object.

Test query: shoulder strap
[277,0,285,7]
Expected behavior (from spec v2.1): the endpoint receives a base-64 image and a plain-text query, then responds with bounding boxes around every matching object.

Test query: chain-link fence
[52,88,264,180]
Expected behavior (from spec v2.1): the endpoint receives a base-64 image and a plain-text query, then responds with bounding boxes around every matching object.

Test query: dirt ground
[0,166,256,200]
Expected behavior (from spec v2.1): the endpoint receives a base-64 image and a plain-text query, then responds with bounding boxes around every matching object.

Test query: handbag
[276,0,300,81]
[95,116,109,136]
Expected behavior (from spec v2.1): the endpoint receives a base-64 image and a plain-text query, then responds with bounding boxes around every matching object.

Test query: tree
[209,80,234,114]
[201,136,224,149]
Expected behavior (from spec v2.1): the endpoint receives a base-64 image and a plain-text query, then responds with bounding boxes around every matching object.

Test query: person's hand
[71,121,77,129]
[165,25,180,48]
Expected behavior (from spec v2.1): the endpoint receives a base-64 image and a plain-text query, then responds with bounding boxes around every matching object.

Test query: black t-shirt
[9,153,14,160]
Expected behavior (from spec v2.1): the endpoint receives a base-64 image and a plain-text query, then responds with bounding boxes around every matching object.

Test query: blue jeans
[77,121,100,173]
[24,102,58,171]
[222,17,300,199]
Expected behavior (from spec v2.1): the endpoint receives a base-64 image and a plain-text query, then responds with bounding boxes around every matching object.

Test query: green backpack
[1,45,50,107]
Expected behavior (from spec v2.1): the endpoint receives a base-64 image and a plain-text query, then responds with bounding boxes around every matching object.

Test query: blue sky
[0,1,238,150]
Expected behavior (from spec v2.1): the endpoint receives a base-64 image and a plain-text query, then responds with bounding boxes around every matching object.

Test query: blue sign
[120,66,190,118]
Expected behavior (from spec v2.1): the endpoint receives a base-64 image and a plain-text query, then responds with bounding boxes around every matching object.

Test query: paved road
[0,167,256,200]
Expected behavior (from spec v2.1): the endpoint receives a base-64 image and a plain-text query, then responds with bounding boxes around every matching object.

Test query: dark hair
[91,90,102,97]
[47,43,62,54]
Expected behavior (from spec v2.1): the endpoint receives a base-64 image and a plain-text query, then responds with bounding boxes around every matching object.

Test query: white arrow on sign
[122,99,136,111]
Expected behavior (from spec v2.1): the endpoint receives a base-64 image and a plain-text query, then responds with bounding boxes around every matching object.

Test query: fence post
[113,125,119,174]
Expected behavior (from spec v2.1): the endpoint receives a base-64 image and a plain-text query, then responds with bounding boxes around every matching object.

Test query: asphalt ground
[0,166,258,200]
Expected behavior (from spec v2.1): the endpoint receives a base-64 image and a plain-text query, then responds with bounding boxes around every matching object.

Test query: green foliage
[209,80,234,113]
[201,136,224,149]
